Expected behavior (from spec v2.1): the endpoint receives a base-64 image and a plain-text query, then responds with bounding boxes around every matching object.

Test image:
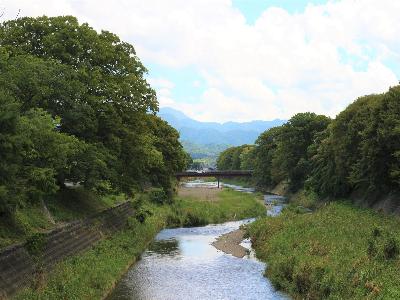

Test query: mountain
[158,107,286,146]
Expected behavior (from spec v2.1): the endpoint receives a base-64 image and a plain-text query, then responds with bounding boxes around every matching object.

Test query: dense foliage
[218,113,331,192]
[308,88,400,198]
[216,144,255,171]
[0,16,188,216]
[218,87,400,199]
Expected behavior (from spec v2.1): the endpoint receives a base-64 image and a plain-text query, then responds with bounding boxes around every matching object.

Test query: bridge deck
[175,170,253,178]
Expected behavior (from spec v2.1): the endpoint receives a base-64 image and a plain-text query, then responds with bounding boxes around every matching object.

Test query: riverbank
[14,187,265,299]
[248,198,400,299]
[0,188,126,249]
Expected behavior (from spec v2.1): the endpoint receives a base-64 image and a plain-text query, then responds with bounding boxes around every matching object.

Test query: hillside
[158,107,285,164]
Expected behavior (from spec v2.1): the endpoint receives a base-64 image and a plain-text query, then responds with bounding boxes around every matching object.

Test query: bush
[148,188,169,204]
[135,207,152,224]
[183,211,207,227]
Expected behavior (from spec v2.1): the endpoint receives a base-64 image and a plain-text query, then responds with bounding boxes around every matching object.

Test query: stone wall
[0,201,135,299]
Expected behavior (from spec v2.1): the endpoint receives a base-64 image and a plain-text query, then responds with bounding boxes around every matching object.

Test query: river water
[107,181,288,300]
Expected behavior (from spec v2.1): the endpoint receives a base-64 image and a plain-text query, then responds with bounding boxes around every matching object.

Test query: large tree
[0,16,188,212]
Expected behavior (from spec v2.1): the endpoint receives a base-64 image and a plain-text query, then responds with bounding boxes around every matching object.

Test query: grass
[247,200,400,299]
[177,187,222,201]
[46,188,126,222]
[169,188,266,226]
[14,187,265,299]
[15,206,166,300]
[0,206,54,248]
[0,188,126,249]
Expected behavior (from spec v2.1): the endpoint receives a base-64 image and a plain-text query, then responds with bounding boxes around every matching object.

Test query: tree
[0,16,187,198]
[252,127,283,189]
[0,15,188,212]
[271,113,331,191]
[240,145,256,170]
[145,115,189,195]
[0,90,85,214]
[308,86,400,199]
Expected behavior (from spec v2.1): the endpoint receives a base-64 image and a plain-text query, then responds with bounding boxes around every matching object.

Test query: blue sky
[232,0,331,23]
[3,0,400,122]
[141,0,399,122]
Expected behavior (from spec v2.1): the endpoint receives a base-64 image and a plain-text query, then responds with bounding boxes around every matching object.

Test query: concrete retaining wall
[0,201,135,299]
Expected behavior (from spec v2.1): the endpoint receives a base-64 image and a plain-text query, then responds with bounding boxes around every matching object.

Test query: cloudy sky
[1,0,399,122]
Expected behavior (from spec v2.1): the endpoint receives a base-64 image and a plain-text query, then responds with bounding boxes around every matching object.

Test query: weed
[25,232,47,257]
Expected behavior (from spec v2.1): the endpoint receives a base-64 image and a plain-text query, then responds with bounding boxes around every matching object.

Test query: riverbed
[107,181,288,300]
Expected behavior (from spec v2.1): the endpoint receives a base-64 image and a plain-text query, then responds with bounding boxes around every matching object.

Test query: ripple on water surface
[107,220,288,300]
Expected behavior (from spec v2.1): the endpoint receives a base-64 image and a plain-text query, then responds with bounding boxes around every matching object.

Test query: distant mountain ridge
[158,107,286,146]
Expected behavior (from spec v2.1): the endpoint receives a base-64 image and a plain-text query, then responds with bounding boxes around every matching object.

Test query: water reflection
[107,220,288,300]
[107,181,289,300]
[147,239,180,257]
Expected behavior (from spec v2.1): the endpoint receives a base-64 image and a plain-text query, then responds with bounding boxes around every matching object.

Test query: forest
[217,87,400,201]
[0,16,189,222]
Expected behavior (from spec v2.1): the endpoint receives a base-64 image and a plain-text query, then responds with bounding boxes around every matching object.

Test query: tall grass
[248,201,400,299]
[168,189,266,226]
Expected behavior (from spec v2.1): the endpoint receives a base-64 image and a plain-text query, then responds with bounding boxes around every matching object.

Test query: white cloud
[147,78,175,90]
[1,0,399,122]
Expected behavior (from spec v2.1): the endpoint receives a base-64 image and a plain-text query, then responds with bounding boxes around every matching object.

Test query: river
[107,181,288,300]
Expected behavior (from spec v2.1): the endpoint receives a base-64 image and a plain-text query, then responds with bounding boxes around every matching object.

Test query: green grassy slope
[0,188,126,249]
[248,201,400,299]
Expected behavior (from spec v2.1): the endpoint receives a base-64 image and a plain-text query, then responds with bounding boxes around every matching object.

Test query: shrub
[148,188,169,204]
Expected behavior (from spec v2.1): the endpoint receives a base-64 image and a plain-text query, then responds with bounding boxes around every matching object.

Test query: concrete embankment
[0,201,135,299]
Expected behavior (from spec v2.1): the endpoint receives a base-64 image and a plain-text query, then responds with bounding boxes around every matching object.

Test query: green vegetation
[248,201,400,299]
[0,15,189,247]
[217,144,256,171]
[182,140,229,160]
[170,189,265,226]
[218,82,400,298]
[15,206,166,300]
[182,140,230,168]
[15,188,264,299]
[0,188,126,248]
[218,86,400,200]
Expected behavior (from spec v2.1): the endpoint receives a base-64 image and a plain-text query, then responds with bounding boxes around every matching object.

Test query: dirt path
[212,229,248,258]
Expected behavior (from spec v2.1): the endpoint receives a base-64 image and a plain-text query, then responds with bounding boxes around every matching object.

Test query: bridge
[175,170,253,188]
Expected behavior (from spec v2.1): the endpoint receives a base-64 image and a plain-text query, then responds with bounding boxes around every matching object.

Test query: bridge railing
[175,170,253,178]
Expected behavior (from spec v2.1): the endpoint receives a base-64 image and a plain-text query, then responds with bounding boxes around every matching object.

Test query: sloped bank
[0,201,135,299]
[248,199,400,299]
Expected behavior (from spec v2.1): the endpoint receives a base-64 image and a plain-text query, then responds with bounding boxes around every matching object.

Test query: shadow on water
[147,239,180,257]
[107,181,289,300]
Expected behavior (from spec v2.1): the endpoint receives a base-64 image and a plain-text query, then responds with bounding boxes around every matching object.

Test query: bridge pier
[217,177,220,188]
